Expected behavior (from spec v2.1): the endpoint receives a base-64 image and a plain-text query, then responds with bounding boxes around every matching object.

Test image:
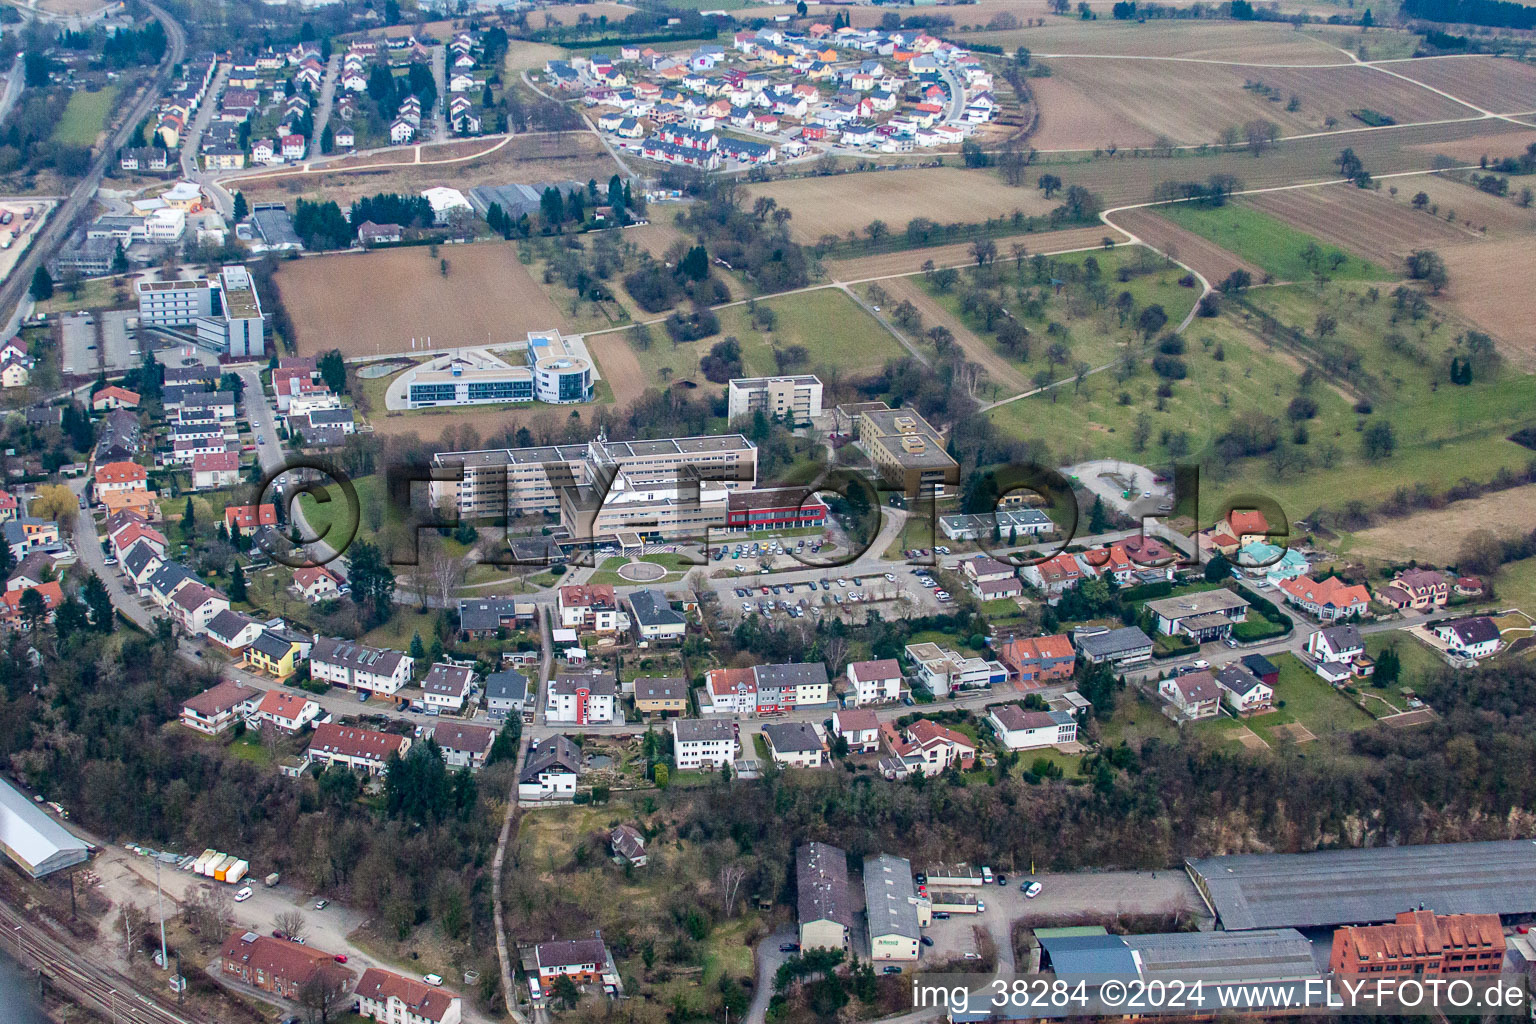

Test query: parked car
[920,935,934,947]
[1024,881,1043,899]
[779,942,800,953]
[234,887,252,902]
[423,974,443,987]
[333,954,347,963]
[882,965,903,975]
[314,899,328,910]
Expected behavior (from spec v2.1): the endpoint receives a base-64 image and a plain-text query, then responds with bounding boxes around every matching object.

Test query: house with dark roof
[1433,616,1500,660]
[628,589,686,642]
[530,936,619,992]
[987,705,1078,750]
[519,735,581,801]
[457,597,536,637]
[421,663,475,712]
[763,721,826,768]
[484,668,528,720]
[180,680,260,735]
[1074,625,1154,667]
[671,719,736,769]
[633,676,688,716]
[1214,663,1274,715]
[431,721,496,772]
[1158,671,1221,720]
[610,824,647,866]
[547,672,617,724]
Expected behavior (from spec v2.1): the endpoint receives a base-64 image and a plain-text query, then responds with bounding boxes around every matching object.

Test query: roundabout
[616,560,667,583]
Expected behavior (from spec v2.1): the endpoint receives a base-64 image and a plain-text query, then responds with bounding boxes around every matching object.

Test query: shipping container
[193,849,219,875]
[224,860,248,884]
[264,872,281,887]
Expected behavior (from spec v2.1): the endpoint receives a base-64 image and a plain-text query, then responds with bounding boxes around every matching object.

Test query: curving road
[0,1,185,329]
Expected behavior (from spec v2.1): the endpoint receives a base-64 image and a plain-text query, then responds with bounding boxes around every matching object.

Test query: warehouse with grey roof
[1187,839,1536,930]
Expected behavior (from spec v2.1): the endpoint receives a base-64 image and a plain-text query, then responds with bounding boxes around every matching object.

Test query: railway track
[0,900,205,1024]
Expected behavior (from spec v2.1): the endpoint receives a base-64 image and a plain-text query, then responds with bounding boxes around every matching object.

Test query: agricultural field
[1155,202,1390,283]
[273,243,570,357]
[1437,238,1536,361]
[53,85,118,147]
[826,226,1113,281]
[587,287,906,398]
[744,166,1057,245]
[1028,60,1470,151]
[526,2,636,25]
[1346,483,1536,563]
[1241,184,1480,267]
[1402,125,1536,164]
[1383,55,1536,115]
[1378,173,1536,239]
[876,276,1030,393]
[969,20,1352,62]
[1108,208,1259,284]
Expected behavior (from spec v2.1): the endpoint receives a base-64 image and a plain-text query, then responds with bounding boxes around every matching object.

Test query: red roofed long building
[308,722,411,775]
[1328,911,1505,977]
[219,930,354,999]
[357,967,462,1023]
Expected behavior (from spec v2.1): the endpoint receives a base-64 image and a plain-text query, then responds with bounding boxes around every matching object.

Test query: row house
[703,661,831,715]
[718,137,776,164]
[308,722,411,776]
[310,637,414,695]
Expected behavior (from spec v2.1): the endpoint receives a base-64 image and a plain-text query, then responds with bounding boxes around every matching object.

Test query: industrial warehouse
[1186,839,1536,930]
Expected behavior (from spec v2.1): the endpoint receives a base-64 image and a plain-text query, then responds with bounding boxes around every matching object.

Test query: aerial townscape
[0,0,1535,1021]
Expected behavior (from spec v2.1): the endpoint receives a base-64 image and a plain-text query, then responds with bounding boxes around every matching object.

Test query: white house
[355,967,462,1024]
[518,736,581,801]
[1433,616,1500,660]
[546,672,617,724]
[987,705,1077,751]
[1158,671,1221,720]
[421,663,474,713]
[672,718,737,769]
[628,589,686,643]
[845,659,902,705]
[762,721,825,768]
[1213,663,1274,716]
[248,689,320,734]
[1305,624,1364,664]
[310,638,414,696]
[831,709,880,753]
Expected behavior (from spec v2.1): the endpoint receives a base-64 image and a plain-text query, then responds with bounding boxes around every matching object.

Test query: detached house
[558,583,622,633]
[1278,575,1370,622]
[180,680,259,735]
[633,677,689,716]
[1158,671,1222,720]
[1433,616,1500,660]
[844,659,902,705]
[1211,508,1273,553]
[422,663,475,712]
[249,690,320,734]
[996,634,1075,685]
[1021,552,1092,595]
[530,937,619,995]
[518,736,582,801]
[1213,663,1273,715]
[988,705,1078,751]
[355,967,462,1024]
[431,722,496,772]
[547,672,617,724]
[292,565,344,603]
[610,825,647,867]
[628,589,686,643]
[672,718,737,769]
[1376,568,1449,611]
[881,719,976,778]
[832,708,880,753]
[762,721,826,768]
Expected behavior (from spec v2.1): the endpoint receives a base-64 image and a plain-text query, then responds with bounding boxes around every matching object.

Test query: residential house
[191,451,240,491]
[702,662,831,715]
[1211,509,1274,553]
[1145,589,1251,641]
[357,221,402,246]
[671,718,737,769]
[354,967,462,1024]
[996,634,1075,685]
[1375,568,1450,611]
[902,642,1004,698]
[179,680,259,735]
[987,705,1078,751]
[91,386,141,411]
[308,723,411,776]
[518,736,582,801]
[832,709,880,753]
[633,677,689,716]
[1073,625,1154,667]
[610,825,647,867]
[94,460,148,500]
[245,629,308,682]
[169,582,230,636]
[1234,541,1310,586]
[1158,671,1222,720]
[530,937,619,994]
[204,610,264,657]
[844,659,902,705]
[547,672,617,724]
[558,584,622,633]
[310,638,414,696]
[247,689,318,736]
[628,589,686,643]
[1214,663,1274,715]
[882,719,977,778]
[292,565,344,603]
[432,722,496,772]
[1306,624,1365,666]
[484,669,528,721]
[218,931,353,1000]
[0,581,62,627]
[762,721,825,768]
[457,597,535,638]
[1021,552,1093,595]
[1433,616,1500,660]
[421,663,475,713]
[1278,575,1370,621]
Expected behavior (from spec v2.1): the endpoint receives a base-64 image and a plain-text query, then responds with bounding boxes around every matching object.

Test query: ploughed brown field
[1437,238,1536,363]
[1029,60,1473,150]
[1241,184,1479,267]
[1109,208,1261,284]
[1382,55,1536,114]
[273,243,569,357]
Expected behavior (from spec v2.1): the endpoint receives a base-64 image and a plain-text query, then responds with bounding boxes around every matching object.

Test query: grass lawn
[296,472,388,546]
[226,730,277,768]
[1097,692,1179,750]
[1361,632,1444,713]
[361,606,449,653]
[622,287,906,392]
[586,552,695,586]
[1158,202,1391,283]
[53,85,118,147]
[1244,651,1375,746]
[36,276,130,314]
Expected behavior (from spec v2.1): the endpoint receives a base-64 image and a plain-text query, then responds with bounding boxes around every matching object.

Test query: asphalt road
[179,62,229,180]
[0,2,184,330]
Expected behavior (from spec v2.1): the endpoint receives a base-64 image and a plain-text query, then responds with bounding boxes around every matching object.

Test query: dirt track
[1108,208,1261,284]
[880,278,1029,393]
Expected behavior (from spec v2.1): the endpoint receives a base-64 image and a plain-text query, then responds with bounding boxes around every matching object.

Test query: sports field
[273,243,570,357]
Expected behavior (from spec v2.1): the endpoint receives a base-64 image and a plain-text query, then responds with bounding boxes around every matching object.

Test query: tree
[228,565,247,603]
[1361,419,1396,460]
[111,243,130,276]
[83,572,114,632]
[1411,191,1430,210]
[679,244,709,281]
[317,349,347,394]
[1204,552,1232,583]
[1406,249,1448,294]
[1037,173,1062,199]
[31,484,78,528]
[1373,645,1401,686]
[274,910,309,943]
[233,191,248,222]
[1137,304,1168,339]
[18,588,47,633]
[1088,495,1109,533]
[347,540,397,622]
[551,975,580,1010]
[653,763,670,788]
[297,966,350,1024]
[864,219,889,246]
[29,266,53,302]
[1243,119,1280,156]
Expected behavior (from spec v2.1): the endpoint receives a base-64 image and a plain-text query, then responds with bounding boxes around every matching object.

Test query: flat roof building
[727,375,823,425]
[858,407,959,498]
[1188,840,1536,930]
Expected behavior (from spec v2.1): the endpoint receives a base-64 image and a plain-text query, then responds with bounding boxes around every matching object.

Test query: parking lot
[59,309,139,376]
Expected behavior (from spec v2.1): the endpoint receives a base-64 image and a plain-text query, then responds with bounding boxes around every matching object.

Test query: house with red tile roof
[996,633,1075,684]
[91,385,141,411]
[356,967,462,1024]
[1211,509,1272,553]
[249,689,319,733]
[181,680,260,735]
[880,719,976,778]
[0,581,63,626]
[224,503,277,532]
[1020,552,1093,595]
[219,930,353,999]
[1277,575,1370,621]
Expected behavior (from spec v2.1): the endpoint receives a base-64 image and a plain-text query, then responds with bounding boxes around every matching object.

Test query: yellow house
[633,677,689,716]
[815,47,838,62]
[245,631,305,681]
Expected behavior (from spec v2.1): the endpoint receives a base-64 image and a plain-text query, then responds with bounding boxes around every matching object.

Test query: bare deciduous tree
[717,863,748,917]
[273,909,309,943]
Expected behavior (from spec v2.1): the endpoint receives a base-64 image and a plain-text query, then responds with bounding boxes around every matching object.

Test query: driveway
[1063,460,1171,520]
[746,926,796,1024]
